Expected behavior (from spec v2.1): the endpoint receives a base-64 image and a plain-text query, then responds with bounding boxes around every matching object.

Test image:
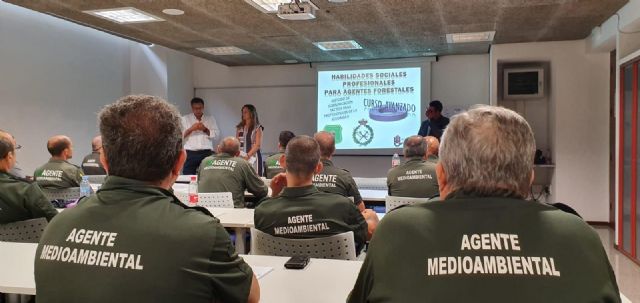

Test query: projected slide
[317,67,421,150]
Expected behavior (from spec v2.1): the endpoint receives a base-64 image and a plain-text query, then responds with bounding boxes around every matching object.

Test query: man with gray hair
[197,136,268,208]
[0,130,57,224]
[386,135,438,199]
[35,95,260,303]
[349,105,619,302]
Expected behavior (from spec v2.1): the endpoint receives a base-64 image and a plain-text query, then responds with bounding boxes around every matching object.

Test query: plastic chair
[0,218,48,243]
[354,177,387,190]
[250,228,356,260]
[385,195,429,212]
[41,187,81,201]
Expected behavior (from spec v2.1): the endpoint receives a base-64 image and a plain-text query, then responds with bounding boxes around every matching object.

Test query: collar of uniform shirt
[97,175,173,198]
[444,189,523,201]
[321,159,334,167]
[279,185,319,197]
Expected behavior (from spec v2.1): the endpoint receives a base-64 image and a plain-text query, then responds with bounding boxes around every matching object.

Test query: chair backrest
[354,177,387,190]
[198,192,234,208]
[41,187,81,201]
[250,228,356,260]
[85,175,107,184]
[385,196,429,212]
[0,218,48,243]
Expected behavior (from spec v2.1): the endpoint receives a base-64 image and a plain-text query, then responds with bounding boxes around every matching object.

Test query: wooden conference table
[0,241,363,303]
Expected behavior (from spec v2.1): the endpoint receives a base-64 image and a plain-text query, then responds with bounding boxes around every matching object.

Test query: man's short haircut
[439,105,535,198]
[403,135,426,158]
[279,131,295,148]
[0,131,14,159]
[47,137,70,157]
[219,137,241,155]
[314,131,335,158]
[429,100,443,112]
[285,135,320,177]
[99,95,183,182]
[190,97,204,106]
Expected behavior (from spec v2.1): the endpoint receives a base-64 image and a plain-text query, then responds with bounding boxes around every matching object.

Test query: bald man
[81,135,107,175]
[34,135,84,189]
[0,130,57,223]
[312,131,365,211]
[424,136,439,163]
[197,136,268,208]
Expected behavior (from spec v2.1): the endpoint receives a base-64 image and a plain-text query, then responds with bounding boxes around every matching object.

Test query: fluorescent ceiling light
[162,9,185,16]
[284,59,298,64]
[84,7,164,24]
[244,0,291,13]
[314,40,362,51]
[446,31,495,43]
[197,46,250,56]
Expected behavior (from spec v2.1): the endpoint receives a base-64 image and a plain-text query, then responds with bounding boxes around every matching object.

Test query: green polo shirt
[35,176,253,303]
[312,159,362,204]
[386,157,439,198]
[264,151,284,179]
[34,159,83,189]
[254,185,368,253]
[348,192,620,303]
[0,172,57,224]
[197,153,268,208]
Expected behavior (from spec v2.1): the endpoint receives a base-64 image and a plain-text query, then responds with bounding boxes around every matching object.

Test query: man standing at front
[349,105,620,303]
[182,97,220,175]
[35,95,259,303]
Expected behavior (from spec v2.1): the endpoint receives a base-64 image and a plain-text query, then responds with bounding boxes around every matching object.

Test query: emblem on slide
[353,119,374,146]
[323,124,343,144]
[369,106,408,122]
[393,135,402,147]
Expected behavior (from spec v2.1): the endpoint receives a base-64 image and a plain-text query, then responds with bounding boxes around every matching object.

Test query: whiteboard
[195,86,317,154]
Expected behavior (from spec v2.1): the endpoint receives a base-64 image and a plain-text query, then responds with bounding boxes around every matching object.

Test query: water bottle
[188,176,198,205]
[80,176,91,197]
[391,153,401,167]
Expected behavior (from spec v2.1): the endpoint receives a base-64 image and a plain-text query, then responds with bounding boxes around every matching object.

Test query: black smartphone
[284,255,310,269]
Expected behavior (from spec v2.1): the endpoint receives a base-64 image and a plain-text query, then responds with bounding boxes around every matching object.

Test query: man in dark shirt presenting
[418,100,450,140]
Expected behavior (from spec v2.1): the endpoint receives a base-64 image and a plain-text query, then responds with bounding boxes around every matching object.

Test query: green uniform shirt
[35,176,254,303]
[264,151,284,179]
[197,153,268,208]
[426,154,438,164]
[312,159,362,204]
[81,151,107,175]
[254,185,368,253]
[0,172,57,224]
[348,192,620,303]
[34,159,83,189]
[386,158,439,198]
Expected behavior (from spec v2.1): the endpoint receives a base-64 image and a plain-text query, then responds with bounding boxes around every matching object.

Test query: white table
[359,189,387,202]
[0,241,37,295]
[208,208,254,254]
[241,254,363,303]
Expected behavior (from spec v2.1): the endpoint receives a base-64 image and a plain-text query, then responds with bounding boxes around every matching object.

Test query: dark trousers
[183,150,213,175]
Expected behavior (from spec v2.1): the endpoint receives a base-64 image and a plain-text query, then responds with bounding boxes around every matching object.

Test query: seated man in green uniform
[386,135,438,199]
[348,105,620,303]
[264,130,294,179]
[424,135,439,163]
[254,135,377,254]
[197,136,268,208]
[81,135,107,175]
[34,135,83,189]
[0,130,57,224]
[35,95,260,303]
[312,131,365,211]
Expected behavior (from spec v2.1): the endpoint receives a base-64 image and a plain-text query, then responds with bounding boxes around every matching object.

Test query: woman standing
[236,104,264,175]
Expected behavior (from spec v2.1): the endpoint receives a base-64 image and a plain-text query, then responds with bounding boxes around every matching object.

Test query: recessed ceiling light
[284,59,298,64]
[446,31,495,43]
[314,40,362,51]
[328,0,348,2]
[162,9,185,16]
[244,0,292,13]
[84,7,164,24]
[197,46,250,56]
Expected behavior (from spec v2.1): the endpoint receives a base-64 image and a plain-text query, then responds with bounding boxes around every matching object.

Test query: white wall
[0,2,194,174]
[431,54,490,106]
[490,40,610,222]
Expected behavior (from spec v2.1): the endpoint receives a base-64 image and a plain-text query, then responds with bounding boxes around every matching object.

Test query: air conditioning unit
[277,1,317,20]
